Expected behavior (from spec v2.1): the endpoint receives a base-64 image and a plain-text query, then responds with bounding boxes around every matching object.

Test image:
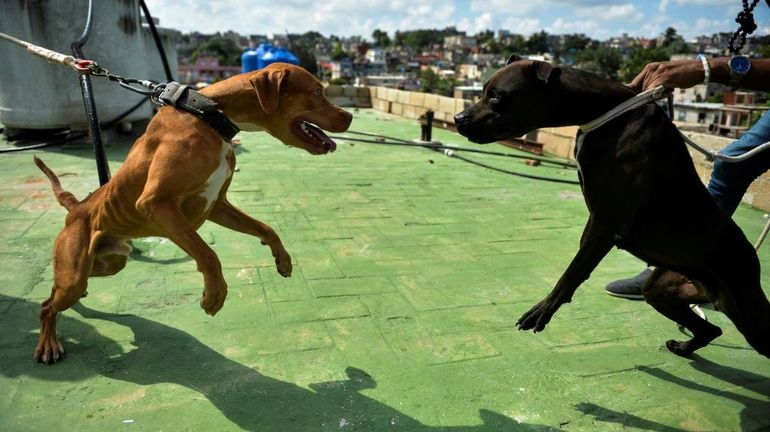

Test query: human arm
[629,57,770,93]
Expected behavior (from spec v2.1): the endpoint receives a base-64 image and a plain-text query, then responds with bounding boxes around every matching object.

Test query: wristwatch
[728,55,751,89]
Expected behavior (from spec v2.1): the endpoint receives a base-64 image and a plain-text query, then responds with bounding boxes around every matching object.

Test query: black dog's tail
[33,156,79,211]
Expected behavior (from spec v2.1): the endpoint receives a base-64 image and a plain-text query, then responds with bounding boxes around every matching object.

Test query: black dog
[455,55,770,358]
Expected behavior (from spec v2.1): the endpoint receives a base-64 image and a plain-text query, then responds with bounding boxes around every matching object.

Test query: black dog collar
[158,82,240,141]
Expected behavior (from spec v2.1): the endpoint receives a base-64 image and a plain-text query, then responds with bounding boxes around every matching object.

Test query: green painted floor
[1,108,769,431]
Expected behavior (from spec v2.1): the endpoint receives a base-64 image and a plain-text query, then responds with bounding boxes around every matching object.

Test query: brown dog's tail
[33,156,79,211]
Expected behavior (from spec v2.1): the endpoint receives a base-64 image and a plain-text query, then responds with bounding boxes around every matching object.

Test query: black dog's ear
[533,61,561,85]
[506,54,522,65]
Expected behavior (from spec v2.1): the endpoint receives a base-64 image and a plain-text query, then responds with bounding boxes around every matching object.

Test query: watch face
[730,56,751,74]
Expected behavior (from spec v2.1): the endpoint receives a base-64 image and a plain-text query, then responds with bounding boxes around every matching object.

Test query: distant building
[456,64,482,81]
[178,55,240,84]
[444,35,477,50]
[672,83,722,104]
[327,59,353,81]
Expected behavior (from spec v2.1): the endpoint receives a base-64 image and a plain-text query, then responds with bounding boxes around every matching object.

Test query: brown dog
[455,56,770,359]
[33,63,352,363]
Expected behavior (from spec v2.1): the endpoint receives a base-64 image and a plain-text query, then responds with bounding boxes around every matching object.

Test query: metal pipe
[71,0,111,185]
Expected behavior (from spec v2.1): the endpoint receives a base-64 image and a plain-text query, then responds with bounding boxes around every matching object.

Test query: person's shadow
[574,357,770,431]
[0,294,558,431]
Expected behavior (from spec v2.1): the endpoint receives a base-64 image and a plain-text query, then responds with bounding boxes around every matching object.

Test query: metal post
[71,0,110,185]
[76,72,111,185]
[421,109,434,142]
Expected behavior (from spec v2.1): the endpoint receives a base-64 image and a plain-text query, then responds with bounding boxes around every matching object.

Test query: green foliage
[372,29,391,47]
[759,43,770,59]
[475,30,495,45]
[618,47,670,82]
[499,34,527,58]
[574,46,622,80]
[526,30,550,54]
[194,36,241,66]
[707,93,725,103]
[420,68,456,97]
[562,34,591,52]
[395,28,460,49]
[289,32,323,75]
[331,45,351,61]
[661,27,690,54]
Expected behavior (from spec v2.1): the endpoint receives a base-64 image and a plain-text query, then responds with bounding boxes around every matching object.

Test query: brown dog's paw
[33,338,65,364]
[275,250,292,278]
[200,285,228,316]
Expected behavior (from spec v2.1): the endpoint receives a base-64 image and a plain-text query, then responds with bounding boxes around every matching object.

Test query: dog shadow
[573,402,687,432]
[575,357,770,431]
[0,294,557,431]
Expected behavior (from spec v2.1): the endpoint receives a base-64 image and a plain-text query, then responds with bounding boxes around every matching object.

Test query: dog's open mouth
[293,120,337,153]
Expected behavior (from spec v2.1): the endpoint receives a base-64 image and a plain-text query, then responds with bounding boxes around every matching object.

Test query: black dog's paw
[516,300,553,333]
[665,339,694,357]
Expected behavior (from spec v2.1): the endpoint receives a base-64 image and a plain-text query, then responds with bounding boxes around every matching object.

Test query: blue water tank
[259,47,299,69]
[241,43,272,73]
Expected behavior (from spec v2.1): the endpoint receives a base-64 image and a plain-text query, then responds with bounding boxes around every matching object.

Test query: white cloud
[500,17,543,35]
[547,17,604,36]
[674,0,734,5]
[469,0,544,15]
[658,0,669,13]
[575,4,644,22]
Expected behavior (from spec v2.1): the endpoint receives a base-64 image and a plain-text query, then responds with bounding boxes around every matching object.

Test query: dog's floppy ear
[506,53,522,65]
[533,61,561,85]
[249,69,288,114]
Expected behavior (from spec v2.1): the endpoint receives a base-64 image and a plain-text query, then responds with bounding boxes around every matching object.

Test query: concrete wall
[325,85,372,108]
[534,126,770,212]
[368,87,471,124]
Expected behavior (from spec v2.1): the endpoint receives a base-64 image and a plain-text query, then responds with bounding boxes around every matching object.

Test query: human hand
[629,59,706,92]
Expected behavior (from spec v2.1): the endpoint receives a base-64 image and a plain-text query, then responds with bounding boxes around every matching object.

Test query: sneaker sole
[604,290,644,300]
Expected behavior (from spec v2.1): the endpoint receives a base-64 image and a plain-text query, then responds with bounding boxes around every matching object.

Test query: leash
[331,131,581,185]
[578,84,770,163]
[0,31,240,143]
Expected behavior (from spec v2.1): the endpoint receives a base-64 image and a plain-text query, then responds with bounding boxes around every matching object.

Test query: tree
[526,30,550,54]
[289,31,323,74]
[618,47,670,82]
[372,29,391,47]
[562,34,592,52]
[475,29,495,45]
[661,27,690,54]
[419,68,456,97]
[331,44,350,61]
[420,68,440,93]
[500,34,527,58]
[194,35,241,66]
[573,46,622,80]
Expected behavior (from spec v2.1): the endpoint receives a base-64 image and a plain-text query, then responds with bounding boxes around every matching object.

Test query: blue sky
[149,0,770,41]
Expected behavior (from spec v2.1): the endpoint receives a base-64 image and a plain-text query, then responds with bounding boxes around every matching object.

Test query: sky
[148,0,770,41]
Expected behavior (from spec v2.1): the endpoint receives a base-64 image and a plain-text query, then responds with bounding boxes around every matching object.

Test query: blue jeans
[707,109,770,215]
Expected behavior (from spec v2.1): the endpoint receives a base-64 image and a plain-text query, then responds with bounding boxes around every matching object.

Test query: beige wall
[324,85,372,108]
[368,86,470,124]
